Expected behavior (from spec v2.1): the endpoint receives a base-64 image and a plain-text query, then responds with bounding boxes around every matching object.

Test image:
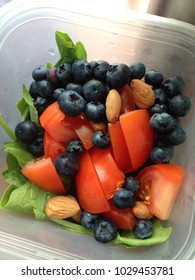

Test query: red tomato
[21,157,66,195]
[44,131,66,163]
[39,101,78,145]
[90,147,125,199]
[120,109,154,171]
[108,121,133,173]
[103,200,137,230]
[136,164,185,220]
[76,150,110,213]
[119,84,136,114]
[65,113,94,150]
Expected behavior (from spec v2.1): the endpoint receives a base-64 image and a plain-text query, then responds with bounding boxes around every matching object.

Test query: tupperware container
[0,0,195,260]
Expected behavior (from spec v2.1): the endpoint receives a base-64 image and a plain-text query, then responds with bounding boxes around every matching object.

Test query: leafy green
[0,114,16,141]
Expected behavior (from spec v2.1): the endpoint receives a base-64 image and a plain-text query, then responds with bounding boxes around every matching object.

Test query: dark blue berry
[47,67,59,84]
[92,130,110,149]
[56,63,72,84]
[72,59,92,84]
[113,188,135,209]
[166,126,186,145]
[29,81,39,99]
[153,88,167,104]
[28,135,44,157]
[32,65,47,81]
[85,101,106,122]
[92,60,110,81]
[94,218,117,243]
[106,63,131,90]
[82,79,108,103]
[133,220,153,239]
[124,176,139,193]
[65,83,83,95]
[34,96,50,115]
[81,211,102,229]
[66,139,84,155]
[149,112,175,133]
[163,76,184,97]
[149,103,168,116]
[150,146,174,163]
[145,70,164,88]
[36,79,54,98]
[53,88,66,100]
[54,152,79,178]
[168,94,191,117]
[15,121,38,143]
[58,90,86,117]
[129,62,146,80]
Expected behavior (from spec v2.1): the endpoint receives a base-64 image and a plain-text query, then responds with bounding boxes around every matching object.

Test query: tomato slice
[108,121,133,173]
[39,101,78,145]
[120,109,154,171]
[103,199,137,230]
[119,84,136,114]
[66,113,94,150]
[90,147,125,199]
[136,164,185,220]
[44,131,66,163]
[76,150,110,213]
[21,157,66,195]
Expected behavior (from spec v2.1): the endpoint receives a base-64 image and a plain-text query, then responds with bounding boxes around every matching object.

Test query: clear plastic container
[0,0,195,260]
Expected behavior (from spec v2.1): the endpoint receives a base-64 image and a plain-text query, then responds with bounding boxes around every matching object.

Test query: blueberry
[53,88,66,100]
[33,96,50,115]
[47,67,59,84]
[150,146,174,163]
[85,101,106,122]
[36,79,54,98]
[29,81,39,99]
[72,59,92,84]
[28,135,44,157]
[168,94,191,117]
[94,218,117,243]
[81,211,102,229]
[124,176,139,193]
[66,139,84,155]
[82,79,108,102]
[145,70,164,88]
[153,88,167,104]
[106,63,131,90]
[65,83,83,95]
[166,126,186,145]
[58,90,86,117]
[149,112,175,133]
[133,220,153,239]
[163,76,184,97]
[149,103,168,116]
[56,63,72,84]
[54,152,80,178]
[32,65,47,81]
[129,62,146,80]
[113,188,135,209]
[15,121,38,143]
[92,60,110,81]
[92,130,110,149]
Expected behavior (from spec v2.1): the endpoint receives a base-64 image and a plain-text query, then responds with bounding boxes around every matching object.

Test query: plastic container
[0,0,195,260]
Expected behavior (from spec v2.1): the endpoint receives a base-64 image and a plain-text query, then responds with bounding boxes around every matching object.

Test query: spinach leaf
[0,114,16,141]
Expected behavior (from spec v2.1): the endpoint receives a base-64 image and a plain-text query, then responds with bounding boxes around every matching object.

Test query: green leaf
[22,85,39,126]
[16,97,29,121]
[51,218,92,235]
[55,31,74,57]
[0,114,16,141]
[74,41,87,60]
[0,184,17,209]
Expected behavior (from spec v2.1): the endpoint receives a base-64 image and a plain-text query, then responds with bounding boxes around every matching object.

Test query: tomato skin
[21,157,66,195]
[136,164,185,220]
[119,84,136,114]
[120,109,154,171]
[43,131,66,163]
[108,121,133,173]
[103,200,137,230]
[76,150,110,213]
[90,147,125,199]
[39,101,78,145]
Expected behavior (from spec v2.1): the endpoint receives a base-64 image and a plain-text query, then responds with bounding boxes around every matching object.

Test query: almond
[132,201,153,219]
[106,89,121,123]
[90,120,107,131]
[131,79,155,109]
[45,195,81,219]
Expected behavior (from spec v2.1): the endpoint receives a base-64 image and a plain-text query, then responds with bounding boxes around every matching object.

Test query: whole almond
[106,89,121,123]
[132,201,153,220]
[131,79,155,109]
[45,195,81,219]
[90,120,107,131]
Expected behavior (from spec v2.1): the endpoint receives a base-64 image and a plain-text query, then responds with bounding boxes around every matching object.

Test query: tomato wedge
[21,157,66,195]
[44,131,66,163]
[136,164,185,220]
[103,200,137,230]
[39,101,78,145]
[119,84,136,114]
[76,150,110,213]
[120,109,154,171]
[90,147,125,199]
[108,121,133,173]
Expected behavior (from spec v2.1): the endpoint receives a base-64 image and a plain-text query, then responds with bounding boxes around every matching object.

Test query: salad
[0,31,191,247]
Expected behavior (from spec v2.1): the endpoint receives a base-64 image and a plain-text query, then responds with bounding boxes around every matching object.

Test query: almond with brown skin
[131,79,155,109]
[106,89,121,123]
[45,195,81,219]
[132,201,153,219]
[89,120,107,131]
